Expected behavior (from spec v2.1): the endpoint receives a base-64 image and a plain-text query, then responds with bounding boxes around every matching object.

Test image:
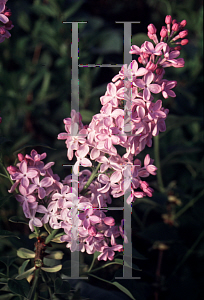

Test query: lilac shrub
[7,15,188,261]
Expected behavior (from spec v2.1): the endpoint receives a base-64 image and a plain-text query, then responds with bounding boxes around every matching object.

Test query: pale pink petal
[149,84,161,94]
[107,82,116,96]
[77,144,89,158]
[110,171,122,183]
[143,87,150,101]
[144,72,154,85]
[80,158,92,167]
[38,187,46,199]
[0,14,9,24]
[144,154,150,166]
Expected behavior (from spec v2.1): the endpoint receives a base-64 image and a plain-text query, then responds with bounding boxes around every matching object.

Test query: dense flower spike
[8,15,187,261]
[0,0,13,43]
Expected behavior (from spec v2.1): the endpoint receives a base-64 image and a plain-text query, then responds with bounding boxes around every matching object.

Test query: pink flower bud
[179,30,188,38]
[104,217,115,226]
[0,27,6,35]
[18,153,24,161]
[156,68,163,75]
[147,23,157,34]
[172,23,179,32]
[146,61,157,72]
[180,20,187,27]
[160,26,167,37]
[174,46,181,51]
[165,15,172,24]
[138,57,142,64]
[7,166,18,175]
[172,19,177,25]
[4,11,12,17]
[181,39,188,45]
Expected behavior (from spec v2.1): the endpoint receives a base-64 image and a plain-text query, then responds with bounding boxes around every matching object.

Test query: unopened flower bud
[147,23,157,34]
[4,11,12,17]
[104,216,115,226]
[146,61,157,72]
[174,46,181,51]
[180,20,187,27]
[160,26,167,37]
[0,27,6,35]
[165,15,172,24]
[7,165,18,175]
[18,153,24,161]
[138,57,142,64]
[179,30,188,38]
[156,68,163,75]
[172,23,179,31]
[172,19,177,25]
[181,39,188,45]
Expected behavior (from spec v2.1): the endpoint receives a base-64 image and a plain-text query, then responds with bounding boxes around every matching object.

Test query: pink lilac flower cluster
[7,16,188,261]
[0,0,13,43]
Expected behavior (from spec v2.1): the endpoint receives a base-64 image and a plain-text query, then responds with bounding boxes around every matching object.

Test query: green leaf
[114,258,140,271]
[0,256,17,267]
[17,11,31,32]
[17,248,35,259]
[54,277,70,294]
[112,282,136,300]
[0,293,15,300]
[9,216,28,225]
[44,223,51,234]
[45,251,64,260]
[61,0,84,20]
[43,257,59,267]
[15,266,35,280]
[88,274,136,300]
[8,278,30,297]
[41,264,62,273]
[29,233,38,239]
[32,4,59,18]
[19,259,30,275]
[0,272,8,278]
[0,230,20,239]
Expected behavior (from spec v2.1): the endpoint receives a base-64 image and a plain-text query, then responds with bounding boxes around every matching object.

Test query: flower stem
[154,135,165,193]
[81,162,102,193]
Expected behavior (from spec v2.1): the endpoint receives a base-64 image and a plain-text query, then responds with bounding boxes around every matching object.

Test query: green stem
[28,268,40,300]
[34,226,40,237]
[81,162,102,193]
[87,254,97,273]
[45,229,59,244]
[154,135,165,193]
[174,189,204,220]
[0,172,8,179]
